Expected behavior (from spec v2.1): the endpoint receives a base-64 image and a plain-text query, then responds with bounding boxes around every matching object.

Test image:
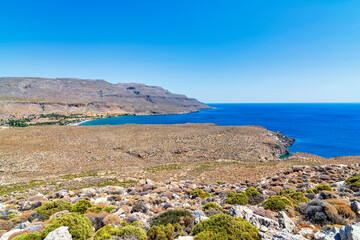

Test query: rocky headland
[0,77,209,123]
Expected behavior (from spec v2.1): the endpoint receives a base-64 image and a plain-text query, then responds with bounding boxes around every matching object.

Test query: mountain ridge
[0,77,210,121]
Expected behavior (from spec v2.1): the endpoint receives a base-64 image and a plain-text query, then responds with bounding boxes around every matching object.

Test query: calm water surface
[81,103,360,158]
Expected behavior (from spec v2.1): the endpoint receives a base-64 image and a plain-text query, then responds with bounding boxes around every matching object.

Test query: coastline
[78,107,214,126]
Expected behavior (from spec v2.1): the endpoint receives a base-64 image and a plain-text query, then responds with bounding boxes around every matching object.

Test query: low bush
[117,225,147,240]
[313,184,333,194]
[345,174,360,188]
[72,199,93,214]
[306,189,314,194]
[87,205,103,214]
[225,193,248,205]
[202,202,223,212]
[264,196,293,211]
[325,199,356,220]
[202,202,223,217]
[189,189,211,199]
[279,188,296,195]
[246,187,265,205]
[102,206,116,213]
[192,214,259,240]
[151,210,194,233]
[148,223,183,240]
[287,192,310,205]
[245,187,261,196]
[34,200,72,219]
[41,212,93,240]
[95,225,119,240]
[12,233,42,240]
[301,199,350,225]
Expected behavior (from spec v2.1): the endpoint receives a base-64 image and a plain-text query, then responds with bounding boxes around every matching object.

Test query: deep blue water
[81,103,360,158]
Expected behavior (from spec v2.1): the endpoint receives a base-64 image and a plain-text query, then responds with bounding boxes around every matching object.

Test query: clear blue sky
[1,0,359,103]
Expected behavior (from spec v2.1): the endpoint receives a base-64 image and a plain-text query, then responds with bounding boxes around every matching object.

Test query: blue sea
[81,103,360,158]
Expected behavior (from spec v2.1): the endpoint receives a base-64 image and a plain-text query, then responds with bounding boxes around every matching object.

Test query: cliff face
[0,77,210,120]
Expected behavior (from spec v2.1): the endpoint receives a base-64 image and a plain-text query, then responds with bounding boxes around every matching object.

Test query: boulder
[350,201,360,216]
[44,226,72,240]
[229,205,279,232]
[297,228,314,236]
[176,237,194,240]
[191,210,208,224]
[85,213,105,231]
[272,231,307,240]
[0,229,23,240]
[339,223,360,240]
[314,227,340,240]
[277,212,295,233]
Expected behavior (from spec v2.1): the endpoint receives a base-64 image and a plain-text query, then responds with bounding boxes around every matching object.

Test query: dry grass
[0,124,359,185]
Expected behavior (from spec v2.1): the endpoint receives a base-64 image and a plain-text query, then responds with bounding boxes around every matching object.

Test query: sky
[0,0,359,103]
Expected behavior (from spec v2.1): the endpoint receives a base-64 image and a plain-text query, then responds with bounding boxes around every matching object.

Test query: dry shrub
[103,214,122,227]
[325,199,356,220]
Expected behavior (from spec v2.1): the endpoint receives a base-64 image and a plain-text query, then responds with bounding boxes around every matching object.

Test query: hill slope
[0,77,209,120]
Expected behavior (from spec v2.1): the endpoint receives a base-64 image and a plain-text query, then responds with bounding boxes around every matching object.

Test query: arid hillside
[1,124,359,185]
[0,124,294,183]
[0,77,209,121]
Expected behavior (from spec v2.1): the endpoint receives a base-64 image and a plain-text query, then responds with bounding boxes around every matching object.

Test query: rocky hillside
[0,77,209,121]
[0,164,359,240]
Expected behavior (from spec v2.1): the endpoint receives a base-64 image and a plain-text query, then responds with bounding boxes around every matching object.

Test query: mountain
[0,77,210,120]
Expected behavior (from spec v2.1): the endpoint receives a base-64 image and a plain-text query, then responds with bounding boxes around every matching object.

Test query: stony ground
[0,124,296,184]
[0,164,360,239]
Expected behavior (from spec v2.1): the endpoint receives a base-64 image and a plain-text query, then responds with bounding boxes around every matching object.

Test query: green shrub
[264,196,293,211]
[41,212,92,240]
[192,214,259,240]
[345,174,360,188]
[313,184,333,194]
[117,225,147,240]
[87,205,103,214]
[12,233,42,240]
[202,202,223,212]
[131,221,143,227]
[151,210,194,227]
[34,200,72,219]
[147,224,175,240]
[102,206,116,213]
[72,199,93,214]
[95,225,119,240]
[120,220,129,227]
[245,187,264,205]
[245,187,261,196]
[287,192,309,205]
[225,193,248,205]
[189,189,211,199]
[279,188,296,195]
[306,189,314,194]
